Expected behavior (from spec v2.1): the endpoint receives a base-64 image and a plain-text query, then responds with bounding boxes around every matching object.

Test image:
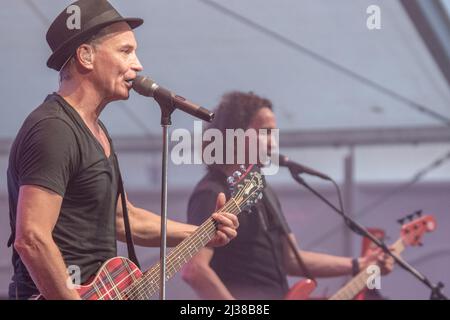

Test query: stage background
[0,0,449,299]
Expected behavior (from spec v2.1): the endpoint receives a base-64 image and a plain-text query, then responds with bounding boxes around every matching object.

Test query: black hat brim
[47,17,143,71]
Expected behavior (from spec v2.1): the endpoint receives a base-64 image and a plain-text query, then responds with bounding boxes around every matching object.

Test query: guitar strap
[116,155,141,269]
[262,188,315,282]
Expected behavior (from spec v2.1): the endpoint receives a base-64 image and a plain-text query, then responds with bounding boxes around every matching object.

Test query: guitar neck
[329,238,404,300]
[126,198,242,299]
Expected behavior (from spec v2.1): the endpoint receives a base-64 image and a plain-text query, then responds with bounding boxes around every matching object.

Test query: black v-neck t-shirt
[7,93,119,299]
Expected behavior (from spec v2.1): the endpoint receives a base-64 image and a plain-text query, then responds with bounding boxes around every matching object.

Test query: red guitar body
[35,257,143,300]
[284,279,316,300]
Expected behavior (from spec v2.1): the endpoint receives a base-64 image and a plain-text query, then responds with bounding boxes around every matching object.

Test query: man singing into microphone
[182,91,394,300]
[7,0,239,300]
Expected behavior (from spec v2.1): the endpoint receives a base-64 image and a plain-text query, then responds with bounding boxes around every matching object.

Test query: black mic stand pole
[287,166,447,300]
[153,92,176,300]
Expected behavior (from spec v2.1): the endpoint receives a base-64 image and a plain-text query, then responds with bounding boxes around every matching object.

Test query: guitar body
[35,257,143,300]
[284,279,316,300]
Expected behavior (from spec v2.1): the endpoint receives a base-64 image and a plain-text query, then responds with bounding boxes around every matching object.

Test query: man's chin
[112,90,131,101]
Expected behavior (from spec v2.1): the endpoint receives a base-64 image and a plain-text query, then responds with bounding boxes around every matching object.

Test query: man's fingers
[215,230,230,243]
[210,211,239,246]
[212,212,239,229]
[221,213,239,228]
[215,192,226,211]
[218,225,238,239]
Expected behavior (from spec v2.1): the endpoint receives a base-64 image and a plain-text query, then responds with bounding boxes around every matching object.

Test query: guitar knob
[227,176,235,185]
[240,165,247,172]
[233,171,242,179]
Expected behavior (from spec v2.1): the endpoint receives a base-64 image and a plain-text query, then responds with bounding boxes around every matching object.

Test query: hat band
[83,9,120,30]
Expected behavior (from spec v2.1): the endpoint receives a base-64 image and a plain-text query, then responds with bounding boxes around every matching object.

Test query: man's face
[247,107,278,165]
[90,22,143,101]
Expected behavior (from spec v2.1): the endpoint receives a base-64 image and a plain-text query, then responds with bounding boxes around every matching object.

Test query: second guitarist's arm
[282,234,394,278]
[282,233,358,278]
[182,247,236,300]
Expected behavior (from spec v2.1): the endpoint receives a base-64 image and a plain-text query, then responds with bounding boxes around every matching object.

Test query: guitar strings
[125,196,241,299]
[127,185,247,299]
[125,175,259,300]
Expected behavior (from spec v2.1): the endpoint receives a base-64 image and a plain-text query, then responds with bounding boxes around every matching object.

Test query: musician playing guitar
[182,91,394,299]
[7,0,239,300]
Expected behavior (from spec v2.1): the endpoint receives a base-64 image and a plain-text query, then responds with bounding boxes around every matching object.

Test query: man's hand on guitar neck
[206,193,240,248]
[358,247,395,275]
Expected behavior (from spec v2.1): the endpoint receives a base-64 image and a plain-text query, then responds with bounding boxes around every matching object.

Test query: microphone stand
[153,92,176,300]
[287,166,448,300]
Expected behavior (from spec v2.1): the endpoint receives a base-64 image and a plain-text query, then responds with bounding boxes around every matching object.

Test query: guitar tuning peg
[407,214,415,221]
[258,193,263,200]
[416,210,423,217]
[233,171,242,179]
[227,176,235,186]
[397,218,405,225]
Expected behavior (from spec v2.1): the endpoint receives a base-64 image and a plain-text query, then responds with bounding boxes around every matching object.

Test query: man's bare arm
[116,193,238,248]
[182,248,235,300]
[283,233,354,278]
[14,185,80,299]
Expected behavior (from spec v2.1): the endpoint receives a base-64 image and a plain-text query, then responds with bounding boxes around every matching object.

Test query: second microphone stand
[287,166,447,300]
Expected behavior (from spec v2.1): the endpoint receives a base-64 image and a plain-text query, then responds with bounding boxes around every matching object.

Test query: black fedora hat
[46,0,143,71]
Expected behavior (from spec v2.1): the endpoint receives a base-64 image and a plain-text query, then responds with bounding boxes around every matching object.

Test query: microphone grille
[132,76,156,97]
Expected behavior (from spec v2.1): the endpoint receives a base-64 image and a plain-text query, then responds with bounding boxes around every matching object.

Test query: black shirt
[7,93,119,299]
[187,168,291,299]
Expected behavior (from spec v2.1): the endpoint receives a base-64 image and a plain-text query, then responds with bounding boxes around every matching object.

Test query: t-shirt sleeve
[16,118,80,196]
[187,189,221,226]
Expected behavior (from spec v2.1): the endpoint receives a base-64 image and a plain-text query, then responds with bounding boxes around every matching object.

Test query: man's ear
[76,44,95,70]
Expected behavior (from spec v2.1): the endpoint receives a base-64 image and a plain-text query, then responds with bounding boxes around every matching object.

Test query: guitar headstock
[227,164,266,212]
[399,212,436,246]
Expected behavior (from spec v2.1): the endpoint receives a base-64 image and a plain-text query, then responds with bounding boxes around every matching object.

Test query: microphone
[278,154,331,181]
[132,76,214,122]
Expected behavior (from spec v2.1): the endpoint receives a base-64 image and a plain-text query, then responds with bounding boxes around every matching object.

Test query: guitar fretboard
[125,198,242,300]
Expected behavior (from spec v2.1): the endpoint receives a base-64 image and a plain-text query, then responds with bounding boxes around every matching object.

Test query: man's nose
[131,54,143,72]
